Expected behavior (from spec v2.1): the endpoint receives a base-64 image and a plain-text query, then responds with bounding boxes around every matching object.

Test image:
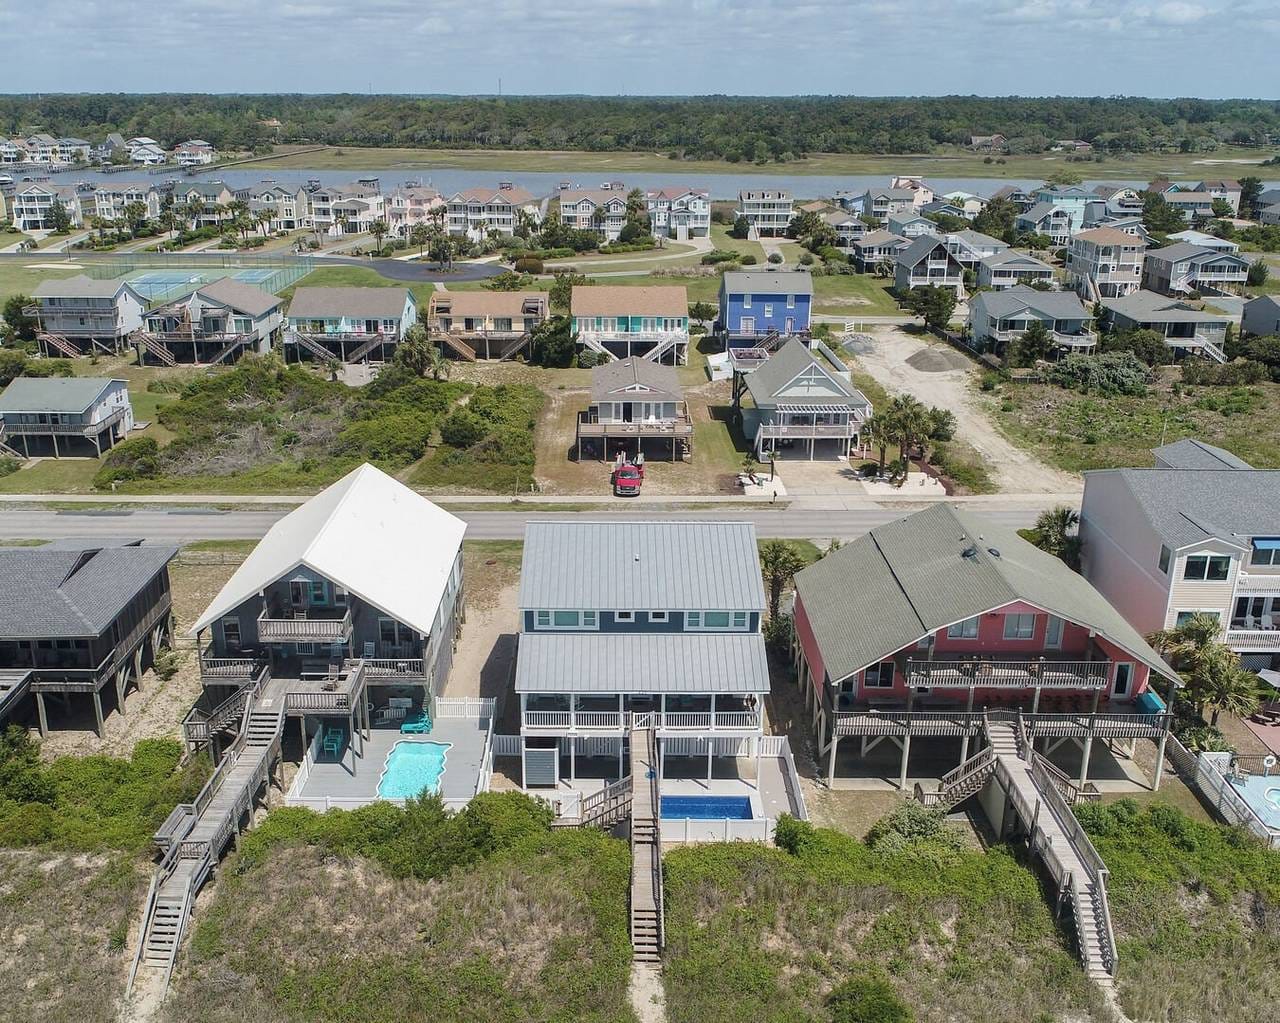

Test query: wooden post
[1153,724,1169,791]
[92,691,104,737]
[35,691,48,738]
[899,687,915,790]
[827,735,839,788]
[960,686,975,763]
[115,670,126,714]
[51,432,59,459]
[298,714,306,756]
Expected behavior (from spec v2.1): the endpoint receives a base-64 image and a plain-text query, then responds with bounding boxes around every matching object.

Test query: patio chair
[400,709,432,734]
[1264,615,1277,630]
[363,641,376,659]
[373,705,407,726]
[322,726,345,756]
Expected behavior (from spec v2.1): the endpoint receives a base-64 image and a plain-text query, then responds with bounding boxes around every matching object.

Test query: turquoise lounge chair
[400,710,432,735]
[322,726,345,755]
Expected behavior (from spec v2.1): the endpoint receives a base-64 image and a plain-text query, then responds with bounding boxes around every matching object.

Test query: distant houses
[644,187,711,239]
[0,376,133,458]
[445,184,544,239]
[571,285,689,364]
[733,189,793,237]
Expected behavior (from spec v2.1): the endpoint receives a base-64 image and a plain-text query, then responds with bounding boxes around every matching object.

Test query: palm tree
[886,394,931,466]
[759,540,806,620]
[862,414,891,473]
[425,343,451,382]
[370,218,389,255]
[1149,612,1231,714]
[514,207,536,241]
[1202,652,1262,726]
[409,223,431,259]
[1030,505,1080,566]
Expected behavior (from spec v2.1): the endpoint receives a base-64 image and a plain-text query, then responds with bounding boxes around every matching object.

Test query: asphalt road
[0,504,1051,544]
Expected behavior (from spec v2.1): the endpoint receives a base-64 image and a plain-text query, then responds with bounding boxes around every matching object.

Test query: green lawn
[0,457,101,494]
[710,223,765,263]
[282,265,438,313]
[0,261,79,305]
[811,273,901,317]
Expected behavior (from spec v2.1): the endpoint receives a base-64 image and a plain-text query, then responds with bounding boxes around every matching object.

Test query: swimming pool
[660,795,753,820]
[377,740,451,800]
[1228,772,1280,829]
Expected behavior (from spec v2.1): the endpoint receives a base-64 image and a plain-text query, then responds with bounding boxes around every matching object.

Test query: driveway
[847,327,1081,494]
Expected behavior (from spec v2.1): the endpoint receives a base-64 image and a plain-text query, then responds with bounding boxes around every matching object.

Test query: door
[740,316,755,336]
[785,316,795,333]
[622,403,634,423]
[1113,662,1134,698]
[365,319,379,334]
[289,581,307,607]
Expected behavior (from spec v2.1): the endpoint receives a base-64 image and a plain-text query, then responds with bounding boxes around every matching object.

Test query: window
[334,587,348,607]
[1158,545,1171,574]
[1045,615,1064,650]
[221,617,241,650]
[743,293,751,308]
[649,611,669,623]
[703,611,732,628]
[289,581,306,606]
[763,304,773,318]
[379,618,399,645]
[1113,662,1134,697]
[733,611,748,628]
[540,611,598,629]
[1184,555,1232,581]
[1175,610,1219,627]
[1251,540,1280,566]
[1003,613,1036,640]
[296,643,316,656]
[615,611,635,623]
[310,580,326,604]
[536,611,551,628]
[553,611,579,628]
[864,660,895,688]
[947,616,979,639]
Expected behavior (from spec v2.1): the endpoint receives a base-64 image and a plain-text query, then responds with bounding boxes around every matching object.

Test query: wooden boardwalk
[628,719,664,964]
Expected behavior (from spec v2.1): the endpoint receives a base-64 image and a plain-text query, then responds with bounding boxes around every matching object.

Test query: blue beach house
[718,270,813,343]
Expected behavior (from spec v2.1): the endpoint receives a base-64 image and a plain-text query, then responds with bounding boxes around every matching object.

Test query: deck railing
[362,657,426,678]
[576,411,693,438]
[906,658,1110,689]
[521,709,761,732]
[0,405,127,436]
[257,607,352,642]
[832,707,1170,740]
[198,645,262,680]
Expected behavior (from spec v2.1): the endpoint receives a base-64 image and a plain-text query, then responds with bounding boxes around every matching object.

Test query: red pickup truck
[611,463,643,497]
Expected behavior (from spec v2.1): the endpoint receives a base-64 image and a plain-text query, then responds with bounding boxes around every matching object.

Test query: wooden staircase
[500,333,531,361]
[628,716,664,964]
[38,332,81,358]
[206,333,251,366]
[134,331,178,367]
[0,430,23,459]
[347,333,388,363]
[641,333,682,364]
[288,331,336,361]
[552,774,633,830]
[914,746,995,810]
[580,333,618,362]
[438,331,477,361]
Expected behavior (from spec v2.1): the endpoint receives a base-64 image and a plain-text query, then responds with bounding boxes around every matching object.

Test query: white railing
[257,608,352,642]
[1194,752,1280,846]
[523,709,763,732]
[579,330,687,344]
[660,817,775,844]
[775,736,810,821]
[362,658,426,678]
[1235,573,1280,594]
[907,659,1110,689]
[756,422,860,440]
[492,734,521,757]
[1226,629,1280,651]
[476,713,496,796]
[432,696,495,721]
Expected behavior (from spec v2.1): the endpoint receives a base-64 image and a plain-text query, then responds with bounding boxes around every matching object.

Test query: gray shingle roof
[971,286,1088,321]
[287,287,412,320]
[743,339,869,409]
[32,275,136,300]
[1101,291,1229,326]
[1151,439,1253,470]
[793,504,1169,683]
[720,270,814,296]
[950,229,1007,250]
[514,632,769,695]
[1018,201,1063,223]
[981,250,1051,269]
[1092,468,1280,549]
[0,377,123,414]
[590,357,681,403]
[0,542,176,639]
[195,277,282,318]
[897,235,952,268]
[518,521,765,612]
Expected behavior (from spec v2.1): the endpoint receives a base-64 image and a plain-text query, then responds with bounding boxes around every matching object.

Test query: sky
[3,0,1279,98]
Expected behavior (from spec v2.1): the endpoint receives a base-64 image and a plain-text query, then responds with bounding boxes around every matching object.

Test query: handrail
[938,746,995,789]
[1015,711,1030,759]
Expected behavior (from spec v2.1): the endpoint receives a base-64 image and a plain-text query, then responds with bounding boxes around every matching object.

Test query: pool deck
[296,719,489,806]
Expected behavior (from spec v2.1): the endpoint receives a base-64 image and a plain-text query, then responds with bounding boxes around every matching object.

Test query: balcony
[1226,627,1280,652]
[0,405,126,437]
[521,709,762,733]
[577,408,693,439]
[905,656,1111,690]
[579,330,687,344]
[256,607,353,643]
[199,644,264,681]
[1236,572,1280,595]
[757,420,860,440]
[989,327,1097,349]
[831,704,1169,741]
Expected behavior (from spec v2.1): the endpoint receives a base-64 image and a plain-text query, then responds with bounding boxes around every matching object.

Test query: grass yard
[810,273,901,317]
[987,371,1280,472]
[281,264,439,313]
[662,818,1104,1023]
[709,223,766,263]
[245,143,1276,182]
[0,260,79,305]
[0,456,101,493]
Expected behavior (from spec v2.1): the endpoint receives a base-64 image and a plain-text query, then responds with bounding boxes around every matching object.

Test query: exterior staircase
[500,333,531,361]
[38,332,81,358]
[551,774,633,829]
[288,331,336,361]
[206,333,251,366]
[438,331,478,361]
[0,430,23,459]
[579,333,618,362]
[1200,339,1227,363]
[914,747,995,810]
[134,331,178,367]
[346,333,388,363]
[628,717,664,964]
[641,332,682,364]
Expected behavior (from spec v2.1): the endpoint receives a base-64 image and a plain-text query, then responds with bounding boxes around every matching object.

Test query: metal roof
[720,270,814,296]
[1101,290,1230,326]
[192,464,465,636]
[793,504,1171,684]
[518,521,765,612]
[0,542,176,639]
[32,275,140,300]
[590,357,681,403]
[287,287,412,320]
[971,286,1088,322]
[0,377,124,415]
[743,339,868,410]
[514,632,769,695]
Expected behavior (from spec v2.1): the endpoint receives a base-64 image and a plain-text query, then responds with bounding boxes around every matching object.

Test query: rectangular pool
[1228,773,1280,829]
[661,795,753,820]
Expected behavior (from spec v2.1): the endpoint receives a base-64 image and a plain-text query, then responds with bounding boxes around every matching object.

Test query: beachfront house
[0,539,175,738]
[968,286,1096,355]
[575,356,692,462]
[718,269,813,342]
[1142,243,1251,297]
[976,250,1055,290]
[1066,228,1147,301]
[285,286,417,363]
[571,285,689,364]
[894,236,965,295]
[138,278,284,366]
[1099,291,1231,361]
[0,377,132,458]
[427,290,549,360]
[29,276,147,356]
[792,503,1175,788]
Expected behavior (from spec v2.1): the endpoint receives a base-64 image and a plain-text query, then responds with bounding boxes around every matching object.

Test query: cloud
[6,0,1279,97]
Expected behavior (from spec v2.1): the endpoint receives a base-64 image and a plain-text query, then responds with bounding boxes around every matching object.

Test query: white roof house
[191,463,465,637]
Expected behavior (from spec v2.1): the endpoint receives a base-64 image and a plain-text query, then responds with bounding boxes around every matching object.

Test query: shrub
[828,976,914,1023]
[1182,359,1269,386]
[153,650,181,681]
[767,251,783,264]
[512,256,544,274]
[20,358,74,380]
[1047,351,1152,396]
[0,456,18,478]
[741,254,757,265]
[773,814,818,855]
[864,801,963,855]
[701,249,739,265]
[439,409,487,448]
[799,251,814,265]
[93,436,161,487]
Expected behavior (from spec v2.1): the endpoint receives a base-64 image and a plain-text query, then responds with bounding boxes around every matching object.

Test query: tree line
[2,94,1279,162]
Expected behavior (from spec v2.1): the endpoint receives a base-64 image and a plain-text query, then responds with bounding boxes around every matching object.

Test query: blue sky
[4,0,1278,97]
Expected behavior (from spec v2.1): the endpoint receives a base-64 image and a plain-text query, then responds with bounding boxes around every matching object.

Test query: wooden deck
[629,719,664,963]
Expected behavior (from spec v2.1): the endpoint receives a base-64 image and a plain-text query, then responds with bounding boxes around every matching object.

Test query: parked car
[611,463,643,497]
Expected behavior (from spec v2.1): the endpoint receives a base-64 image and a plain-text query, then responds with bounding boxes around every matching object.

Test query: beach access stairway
[127,669,283,1002]
[916,714,1116,987]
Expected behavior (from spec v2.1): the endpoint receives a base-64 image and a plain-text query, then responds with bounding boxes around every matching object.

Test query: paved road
[0,503,1053,544]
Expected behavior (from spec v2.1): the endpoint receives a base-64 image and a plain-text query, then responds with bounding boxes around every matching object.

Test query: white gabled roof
[191,464,465,637]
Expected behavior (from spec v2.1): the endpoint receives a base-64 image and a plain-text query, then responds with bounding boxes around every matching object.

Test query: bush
[1047,351,1151,396]
[1182,359,1269,386]
[773,814,818,855]
[439,409,487,448]
[512,256,544,274]
[798,251,814,265]
[20,358,75,380]
[864,801,964,856]
[93,436,161,487]
[701,249,740,265]
[767,251,783,264]
[828,976,914,1023]
[741,254,757,265]
[0,456,18,478]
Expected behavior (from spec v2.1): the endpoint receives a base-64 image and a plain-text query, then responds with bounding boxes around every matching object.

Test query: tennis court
[84,254,315,305]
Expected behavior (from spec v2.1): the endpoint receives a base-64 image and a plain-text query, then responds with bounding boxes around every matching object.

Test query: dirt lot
[848,326,1080,494]
[446,543,522,738]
